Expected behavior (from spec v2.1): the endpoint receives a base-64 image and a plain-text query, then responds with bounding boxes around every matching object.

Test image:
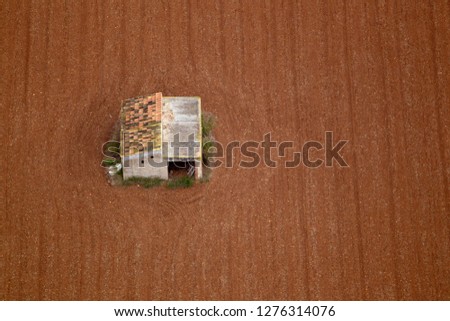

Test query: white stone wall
[122,151,168,180]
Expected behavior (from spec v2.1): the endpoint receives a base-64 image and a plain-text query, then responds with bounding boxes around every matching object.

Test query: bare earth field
[1,0,449,300]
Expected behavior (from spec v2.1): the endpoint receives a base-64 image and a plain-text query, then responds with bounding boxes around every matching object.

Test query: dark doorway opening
[168,161,195,178]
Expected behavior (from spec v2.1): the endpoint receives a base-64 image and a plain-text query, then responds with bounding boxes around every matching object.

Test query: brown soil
[1,1,449,300]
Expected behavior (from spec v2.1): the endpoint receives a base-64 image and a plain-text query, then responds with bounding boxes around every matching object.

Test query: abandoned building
[120,92,202,180]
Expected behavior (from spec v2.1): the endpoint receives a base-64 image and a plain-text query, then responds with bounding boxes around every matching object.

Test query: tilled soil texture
[1,0,449,300]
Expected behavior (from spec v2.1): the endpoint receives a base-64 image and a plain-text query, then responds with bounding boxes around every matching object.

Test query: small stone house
[120,92,202,180]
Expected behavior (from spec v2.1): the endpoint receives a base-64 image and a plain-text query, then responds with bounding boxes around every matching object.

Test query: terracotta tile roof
[120,93,162,156]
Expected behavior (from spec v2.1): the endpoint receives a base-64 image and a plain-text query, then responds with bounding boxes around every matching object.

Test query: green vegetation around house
[101,140,120,167]
[201,112,215,139]
[122,176,164,188]
[167,176,194,189]
[201,112,216,168]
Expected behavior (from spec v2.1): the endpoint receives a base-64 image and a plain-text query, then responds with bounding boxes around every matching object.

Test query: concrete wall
[122,151,168,180]
[194,159,202,179]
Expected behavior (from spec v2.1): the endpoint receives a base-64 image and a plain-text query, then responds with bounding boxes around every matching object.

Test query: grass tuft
[167,176,194,189]
[123,176,164,188]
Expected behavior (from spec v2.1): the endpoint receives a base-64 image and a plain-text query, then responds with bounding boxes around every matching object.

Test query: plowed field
[1,0,449,300]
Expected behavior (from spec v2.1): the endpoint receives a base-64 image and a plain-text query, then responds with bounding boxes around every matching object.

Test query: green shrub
[201,112,216,166]
[123,176,163,188]
[102,140,121,167]
[201,113,215,139]
[202,139,216,166]
[102,158,117,166]
[167,176,194,189]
